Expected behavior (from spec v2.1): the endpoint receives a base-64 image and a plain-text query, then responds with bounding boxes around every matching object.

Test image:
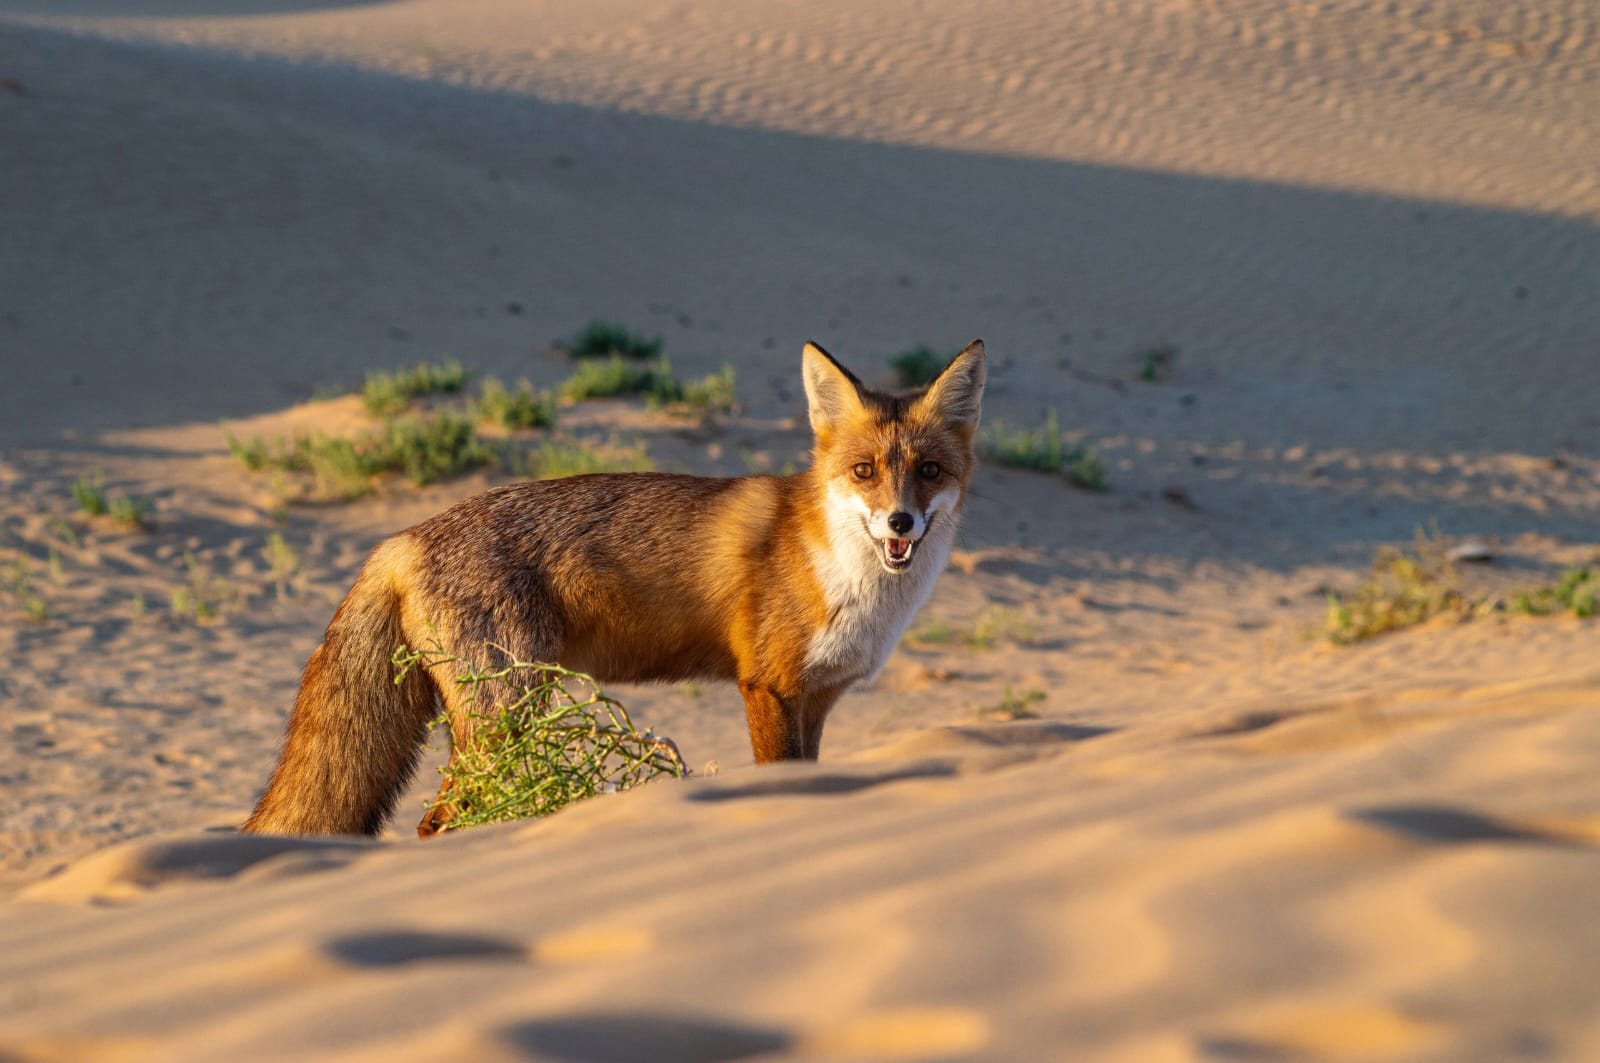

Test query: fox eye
[852,462,874,480]
[919,461,941,480]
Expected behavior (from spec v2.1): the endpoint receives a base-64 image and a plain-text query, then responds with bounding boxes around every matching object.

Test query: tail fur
[242,538,437,835]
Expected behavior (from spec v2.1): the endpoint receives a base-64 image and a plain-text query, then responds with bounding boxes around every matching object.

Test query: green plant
[1511,568,1596,619]
[108,495,151,530]
[392,642,686,831]
[71,473,108,516]
[650,365,738,418]
[70,472,150,528]
[46,518,81,548]
[264,532,302,598]
[558,355,678,401]
[980,411,1108,491]
[226,432,273,471]
[519,437,655,479]
[887,345,947,388]
[362,359,469,417]
[907,606,1033,650]
[171,551,231,623]
[968,605,1035,649]
[978,686,1046,721]
[227,415,493,500]
[475,377,557,430]
[1323,533,1487,645]
[1064,448,1109,492]
[4,556,48,623]
[561,320,663,361]
[907,618,955,645]
[383,415,493,486]
[1137,343,1176,382]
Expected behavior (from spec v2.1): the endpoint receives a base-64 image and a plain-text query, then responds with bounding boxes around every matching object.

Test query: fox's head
[803,339,986,575]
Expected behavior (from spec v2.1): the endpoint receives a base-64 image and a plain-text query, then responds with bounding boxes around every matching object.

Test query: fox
[242,338,986,837]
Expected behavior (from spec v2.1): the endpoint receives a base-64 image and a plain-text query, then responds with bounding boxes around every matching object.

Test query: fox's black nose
[887,511,914,536]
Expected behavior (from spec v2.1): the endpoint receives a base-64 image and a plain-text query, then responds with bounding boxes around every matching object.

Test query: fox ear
[916,339,986,431]
[802,341,867,435]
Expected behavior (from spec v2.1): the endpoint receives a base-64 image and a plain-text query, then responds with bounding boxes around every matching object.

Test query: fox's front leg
[798,683,847,760]
[739,682,805,762]
[739,681,848,762]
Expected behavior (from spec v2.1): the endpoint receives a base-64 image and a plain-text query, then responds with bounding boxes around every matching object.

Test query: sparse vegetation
[71,474,108,517]
[4,556,48,623]
[1324,531,1494,645]
[264,532,302,599]
[558,355,679,402]
[170,551,231,623]
[518,436,655,480]
[1137,343,1177,382]
[393,642,686,831]
[909,605,1034,650]
[981,411,1108,491]
[887,345,947,388]
[384,415,494,486]
[1326,535,1599,645]
[978,686,1046,721]
[650,365,739,418]
[70,472,150,528]
[560,320,663,361]
[108,495,151,530]
[226,433,273,472]
[227,414,492,500]
[474,377,557,430]
[1511,567,1596,619]
[362,359,469,417]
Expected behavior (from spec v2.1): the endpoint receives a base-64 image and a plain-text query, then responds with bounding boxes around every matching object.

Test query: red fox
[242,339,986,836]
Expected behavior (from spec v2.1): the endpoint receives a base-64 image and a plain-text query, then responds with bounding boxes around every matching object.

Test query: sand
[1,0,1597,1059]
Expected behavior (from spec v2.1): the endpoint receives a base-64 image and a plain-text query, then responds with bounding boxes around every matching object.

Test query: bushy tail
[242,539,437,836]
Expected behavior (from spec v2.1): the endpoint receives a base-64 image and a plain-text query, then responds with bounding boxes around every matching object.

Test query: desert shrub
[170,551,231,623]
[363,359,469,417]
[71,472,150,528]
[978,686,1046,721]
[887,345,947,387]
[558,355,678,401]
[980,411,1108,490]
[519,437,655,479]
[226,415,492,500]
[475,377,557,430]
[650,365,738,418]
[71,474,108,516]
[1511,567,1596,619]
[1324,533,1489,644]
[909,605,1034,649]
[561,320,663,361]
[384,415,493,485]
[393,642,686,831]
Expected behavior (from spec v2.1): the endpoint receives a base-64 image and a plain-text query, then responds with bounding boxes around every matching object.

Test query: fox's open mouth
[880,536,918,572]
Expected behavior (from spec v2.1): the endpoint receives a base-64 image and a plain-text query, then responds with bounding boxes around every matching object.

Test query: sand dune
[1,0,1598,1058]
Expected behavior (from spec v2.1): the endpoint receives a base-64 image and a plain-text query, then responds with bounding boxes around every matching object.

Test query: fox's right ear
[802,341,867,436]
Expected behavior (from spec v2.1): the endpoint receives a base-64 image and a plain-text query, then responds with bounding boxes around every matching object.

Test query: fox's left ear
[916,339,986,432]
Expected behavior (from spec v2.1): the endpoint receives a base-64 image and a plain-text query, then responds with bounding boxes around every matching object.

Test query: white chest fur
[803,489,957,686]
